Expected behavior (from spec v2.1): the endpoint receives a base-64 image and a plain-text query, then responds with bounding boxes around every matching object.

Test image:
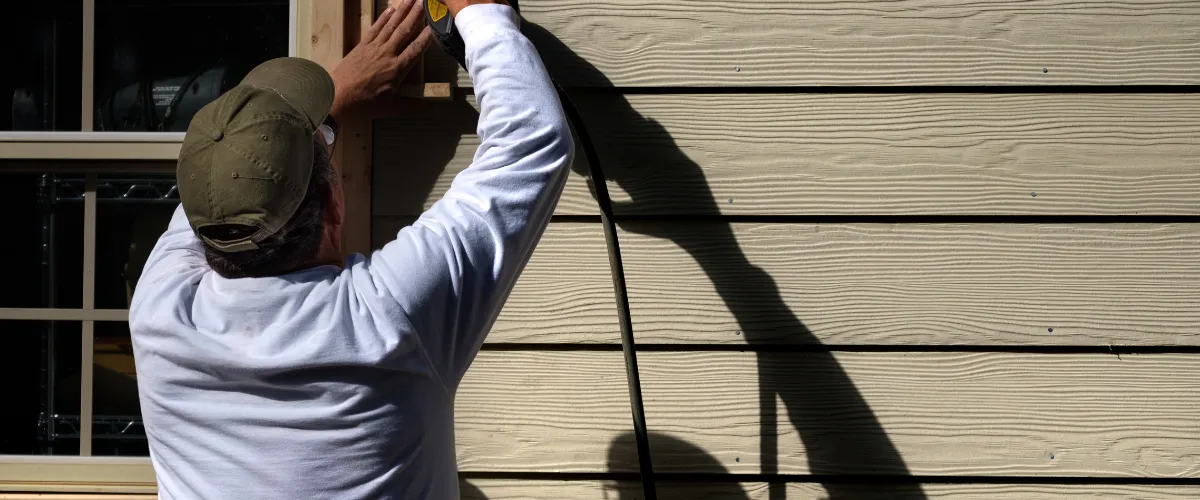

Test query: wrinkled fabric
[128,5,573,499]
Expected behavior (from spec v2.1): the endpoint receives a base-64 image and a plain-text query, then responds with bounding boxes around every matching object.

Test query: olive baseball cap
[176,57,334,253]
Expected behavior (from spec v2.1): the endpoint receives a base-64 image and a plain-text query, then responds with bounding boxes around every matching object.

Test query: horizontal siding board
[653,483,1200,499]
[9,484,1200,499]
[456,351,635,472]
[374,94,1200,216]
[372,219,618,343]
[620,223,1200,345]
[462,480,629,499]
[577,93,1200,216]
[639,351,1200,477]
[473,0,1200,86]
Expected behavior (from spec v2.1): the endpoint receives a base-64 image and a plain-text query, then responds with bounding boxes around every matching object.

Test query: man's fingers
[398,27,434,67]
[385,0,427,50]
[363,7,395,43]
[379,0,413,47]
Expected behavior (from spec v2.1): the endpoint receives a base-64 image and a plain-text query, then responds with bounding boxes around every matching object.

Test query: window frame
[0,0,303,161]
[0,0,332,493]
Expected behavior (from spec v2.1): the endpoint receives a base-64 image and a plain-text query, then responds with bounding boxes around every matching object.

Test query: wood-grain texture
[639,351,1200,477]
[620,223,1200,345]
[371,219,618,343]
[647,483,1200,500]
[451,0,1200,86]
[456,351,635,472]
[9,484,1200,499]
[373,94,1200,216]
[463,481,1200,500]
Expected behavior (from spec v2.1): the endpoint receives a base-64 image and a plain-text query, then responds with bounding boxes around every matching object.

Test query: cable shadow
[612,432,752,500]
[520,22,927,500]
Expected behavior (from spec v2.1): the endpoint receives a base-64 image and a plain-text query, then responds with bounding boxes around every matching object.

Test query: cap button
[212,129,224,142]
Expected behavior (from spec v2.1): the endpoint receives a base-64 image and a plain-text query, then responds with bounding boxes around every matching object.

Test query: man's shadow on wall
[522,23,928,500]
[384,22,926,500]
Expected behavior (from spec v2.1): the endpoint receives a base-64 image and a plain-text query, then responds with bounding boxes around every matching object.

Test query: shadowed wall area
[521,21,926,500]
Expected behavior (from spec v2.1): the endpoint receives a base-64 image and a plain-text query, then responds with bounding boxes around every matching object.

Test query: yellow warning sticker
[428,0,448,22]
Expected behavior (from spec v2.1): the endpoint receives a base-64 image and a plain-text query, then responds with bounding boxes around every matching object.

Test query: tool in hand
[423,2,657,498]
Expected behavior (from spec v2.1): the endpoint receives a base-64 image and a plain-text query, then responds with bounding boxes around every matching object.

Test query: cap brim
[240,57,335,130]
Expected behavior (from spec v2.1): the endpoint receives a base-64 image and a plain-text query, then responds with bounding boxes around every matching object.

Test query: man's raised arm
[366,2,574,386]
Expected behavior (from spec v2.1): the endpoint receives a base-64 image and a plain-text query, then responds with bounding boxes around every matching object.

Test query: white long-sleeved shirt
[128,5,573,499]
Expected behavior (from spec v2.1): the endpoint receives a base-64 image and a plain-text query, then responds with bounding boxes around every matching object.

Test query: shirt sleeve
[137,204,211,288]
[364,4,575,388]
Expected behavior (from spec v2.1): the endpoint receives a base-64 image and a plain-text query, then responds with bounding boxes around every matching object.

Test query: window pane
[96,175,178,309]
[0,321,82,455]
[93,321,148,456]
[0,174,83,309]
[93,0,290,132]
[3,2,83,131]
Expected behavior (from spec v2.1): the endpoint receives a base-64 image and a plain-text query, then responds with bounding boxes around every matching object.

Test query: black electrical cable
[554,84,658,500]
[425,2,657,495]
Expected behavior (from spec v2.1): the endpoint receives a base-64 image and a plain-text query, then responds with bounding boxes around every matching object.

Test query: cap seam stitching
[206,142,217,220]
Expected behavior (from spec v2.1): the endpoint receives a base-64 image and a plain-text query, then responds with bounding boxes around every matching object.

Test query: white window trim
[0,0,301,161]
[0,456,157,493]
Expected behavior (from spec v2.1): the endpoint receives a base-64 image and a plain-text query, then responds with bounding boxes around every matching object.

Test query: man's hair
[200,137,337,278]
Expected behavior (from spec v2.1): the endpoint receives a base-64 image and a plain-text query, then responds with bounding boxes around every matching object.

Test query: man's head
[177,57,344,278]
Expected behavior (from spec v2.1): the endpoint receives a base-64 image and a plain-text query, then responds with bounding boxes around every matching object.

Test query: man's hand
[330,0,433,121]
[441,0,510,17]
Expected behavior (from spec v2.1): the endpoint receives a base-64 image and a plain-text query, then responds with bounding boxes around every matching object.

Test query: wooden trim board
[620,222,1200,345]
[307,0,373,257]
[374,93,1200,217]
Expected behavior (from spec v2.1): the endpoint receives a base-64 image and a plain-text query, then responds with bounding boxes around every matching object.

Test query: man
[128,0,573,497]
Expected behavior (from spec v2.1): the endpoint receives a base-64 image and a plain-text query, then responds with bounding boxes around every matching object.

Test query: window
[0,1,311,492]
[0,172,174,458]
[2,0,297,160]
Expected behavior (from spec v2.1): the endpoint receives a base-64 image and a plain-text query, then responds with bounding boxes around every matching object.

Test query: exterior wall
[4,0,1197,497]
[370,0,1200,498]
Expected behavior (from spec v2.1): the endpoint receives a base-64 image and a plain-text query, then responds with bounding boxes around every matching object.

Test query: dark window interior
[0,321,82,455]
[0,174,176,456]
[93,0,289,132]
[0,174,84,308]
[5,0,288,133]
[4,2,83,131]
